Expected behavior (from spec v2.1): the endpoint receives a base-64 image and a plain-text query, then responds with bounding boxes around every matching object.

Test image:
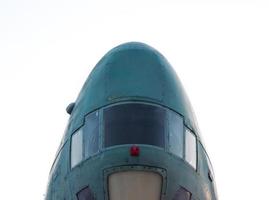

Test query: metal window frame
[100,101,169,151]
[103,165,167,200]
[184,127,198,171]
[69,101,199,174]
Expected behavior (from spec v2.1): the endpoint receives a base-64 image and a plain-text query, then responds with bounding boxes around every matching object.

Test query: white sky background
[0,0,269,199]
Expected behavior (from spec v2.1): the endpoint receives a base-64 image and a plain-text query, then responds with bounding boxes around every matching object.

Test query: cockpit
[70,102,197,170]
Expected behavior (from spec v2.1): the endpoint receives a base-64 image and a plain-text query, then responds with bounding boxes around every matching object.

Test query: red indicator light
[130,145,140,156]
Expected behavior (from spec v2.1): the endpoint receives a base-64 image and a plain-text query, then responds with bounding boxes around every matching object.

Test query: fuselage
[46,42,217,200]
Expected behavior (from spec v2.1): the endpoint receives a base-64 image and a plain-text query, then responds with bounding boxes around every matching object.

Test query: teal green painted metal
[45,42,218,200]
[66,42,199,143]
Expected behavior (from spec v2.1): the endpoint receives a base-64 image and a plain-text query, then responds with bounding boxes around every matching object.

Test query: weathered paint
[45,42,218,200]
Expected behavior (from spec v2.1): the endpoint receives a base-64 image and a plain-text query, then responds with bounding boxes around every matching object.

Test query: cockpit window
[173,187,191,200]
[168,111,184,158]
[185,129,197,169]
[77,186,95,200]
[70,102,199,170]
[71,111,99,168]
[104,103,165,148]
[71,128,83,168]
[84,111,99,159]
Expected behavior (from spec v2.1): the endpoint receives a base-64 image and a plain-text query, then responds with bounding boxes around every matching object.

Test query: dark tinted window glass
[104,103,165,148]
[84,111,99,158]
[77,187,94,200]
[173,187,191,200]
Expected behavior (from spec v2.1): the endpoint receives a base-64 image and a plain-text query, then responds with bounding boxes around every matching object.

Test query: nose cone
[68,42,200,140]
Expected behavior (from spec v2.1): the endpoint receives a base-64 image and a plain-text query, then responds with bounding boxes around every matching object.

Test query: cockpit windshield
[70,102,197,169]
[104,103,165,148]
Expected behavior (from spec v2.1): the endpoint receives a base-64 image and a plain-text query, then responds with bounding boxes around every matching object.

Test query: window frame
[167,110,184,159]
[172,186,192,200]
[76,186,95,200]
[69,101,199,173]
[70,110,100,169]
[83,110,100,159]
[102,102,167,150]
[103,165,167,200]
[70,127,84,169]
[184,127,198,170]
